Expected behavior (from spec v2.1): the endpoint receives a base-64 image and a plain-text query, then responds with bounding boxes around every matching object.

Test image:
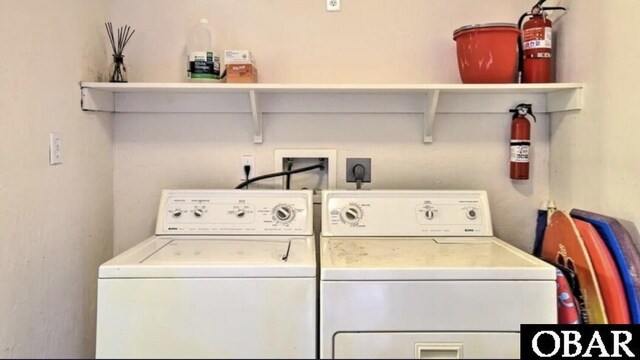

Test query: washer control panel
[322,190,492,237]
[156,190,313,235]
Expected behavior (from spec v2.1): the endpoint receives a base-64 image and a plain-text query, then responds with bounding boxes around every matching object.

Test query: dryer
[96,190,316,359]
[320,190,556,359]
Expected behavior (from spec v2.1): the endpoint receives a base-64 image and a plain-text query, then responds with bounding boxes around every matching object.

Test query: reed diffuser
[105,22,135,83]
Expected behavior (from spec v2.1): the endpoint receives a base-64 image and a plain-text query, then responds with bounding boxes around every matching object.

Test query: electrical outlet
[327,0,340,12]
[346,158,372,183]
[49,133,62,165]
[274,149,337,190]
[240,155,256,182]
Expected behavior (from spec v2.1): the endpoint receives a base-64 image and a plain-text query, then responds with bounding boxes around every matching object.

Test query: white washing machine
[320,190,556,359]
[96,190,316,359]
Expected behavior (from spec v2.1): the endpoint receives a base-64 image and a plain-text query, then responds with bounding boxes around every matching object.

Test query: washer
[96,190,316,359]
[320,190,556,359]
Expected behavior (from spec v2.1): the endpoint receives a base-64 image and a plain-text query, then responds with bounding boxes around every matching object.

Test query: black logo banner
[521,324,640,359]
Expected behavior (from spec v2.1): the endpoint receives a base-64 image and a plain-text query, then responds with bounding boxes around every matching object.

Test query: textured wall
[552,0,640,244]
[0,0,113,357]
[108,0,551,255]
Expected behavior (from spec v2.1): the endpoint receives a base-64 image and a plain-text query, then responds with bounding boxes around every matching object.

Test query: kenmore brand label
[521,325,639,359]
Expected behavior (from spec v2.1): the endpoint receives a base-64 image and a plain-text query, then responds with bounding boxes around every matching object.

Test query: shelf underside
[80,82,584,143]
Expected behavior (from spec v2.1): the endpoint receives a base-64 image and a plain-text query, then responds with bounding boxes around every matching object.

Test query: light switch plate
[49,133,62,165]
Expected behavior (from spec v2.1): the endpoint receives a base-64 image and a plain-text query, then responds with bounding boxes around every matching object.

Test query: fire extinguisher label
[510,141,530,163]
[523,26,552,50]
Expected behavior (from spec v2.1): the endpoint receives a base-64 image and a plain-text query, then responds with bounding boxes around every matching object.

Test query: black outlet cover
[346,158,372,183]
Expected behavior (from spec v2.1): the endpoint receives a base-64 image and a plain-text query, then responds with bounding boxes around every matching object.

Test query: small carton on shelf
[226,63,258,83]
[224,50,253,65]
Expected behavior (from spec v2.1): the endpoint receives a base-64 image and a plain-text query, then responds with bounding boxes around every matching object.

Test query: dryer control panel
[156,190,313,235]
[322,190,492,237]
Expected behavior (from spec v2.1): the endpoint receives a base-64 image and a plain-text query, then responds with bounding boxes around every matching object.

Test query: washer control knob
[341,206,362,225]
[194,209,204,218]
[172,210,182,218]
[425,209,435,220]
[274,205,293,222]
[466,209,477,220]
[236,209,246,218]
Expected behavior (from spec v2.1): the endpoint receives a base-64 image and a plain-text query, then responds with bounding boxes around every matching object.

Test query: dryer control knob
[341,206,362,225]
[466,209,477,220]
[172,210,182,218]
[425,209,435,220]
[236,209,246,218]
[274,205,293,222]
[194,209,204,218]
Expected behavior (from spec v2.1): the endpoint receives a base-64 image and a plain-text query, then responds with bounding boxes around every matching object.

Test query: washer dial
[273,204,295,223]
[425,209,435,220]
[466,208,477,220]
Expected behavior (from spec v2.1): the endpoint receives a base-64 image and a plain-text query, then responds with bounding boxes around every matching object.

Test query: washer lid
[99,236,316,278]
[321,237,555,281]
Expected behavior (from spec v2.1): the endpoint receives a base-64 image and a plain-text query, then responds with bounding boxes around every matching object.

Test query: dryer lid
[99,236,316,278]
[320,237,555,281]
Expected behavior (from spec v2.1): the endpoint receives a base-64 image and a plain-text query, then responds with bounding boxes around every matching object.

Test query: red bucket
[453,23,520,83]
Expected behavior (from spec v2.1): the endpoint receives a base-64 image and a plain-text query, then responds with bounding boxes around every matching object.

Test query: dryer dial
[340,205,363,225]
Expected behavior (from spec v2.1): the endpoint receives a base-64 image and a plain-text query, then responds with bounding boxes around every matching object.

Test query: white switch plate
[240,155,256,181]
[49,133,62,165]
[327,0,340,11]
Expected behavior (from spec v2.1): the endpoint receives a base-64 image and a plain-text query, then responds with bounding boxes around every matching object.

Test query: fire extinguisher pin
[510,104,537,122]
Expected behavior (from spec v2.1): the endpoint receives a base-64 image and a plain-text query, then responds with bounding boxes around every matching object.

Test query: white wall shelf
[80,82,584,144]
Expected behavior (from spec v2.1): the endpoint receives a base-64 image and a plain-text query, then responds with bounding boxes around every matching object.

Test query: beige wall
[107,0,553,254]
[0,0,113,357]
[3,0,637,358]
[553,0,640,243]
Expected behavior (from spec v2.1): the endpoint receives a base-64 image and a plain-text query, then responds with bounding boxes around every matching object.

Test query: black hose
[534,0,548,9]
[234,162,325,189]
[285,159,294,190]
[542,6,567,11]
[517,11,530,82]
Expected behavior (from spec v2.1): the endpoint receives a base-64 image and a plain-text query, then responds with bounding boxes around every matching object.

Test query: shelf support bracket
[546,87,584,113]
[249,90,263,144]
[423,90,440,143]
[81,87,114,112]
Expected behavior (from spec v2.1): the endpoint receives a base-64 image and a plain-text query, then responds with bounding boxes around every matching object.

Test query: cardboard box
[226,63,258,83]
[224,50,253,65]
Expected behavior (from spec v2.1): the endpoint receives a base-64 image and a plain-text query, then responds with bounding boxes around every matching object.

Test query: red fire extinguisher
[510,104,536,180]
[518,1,566,83]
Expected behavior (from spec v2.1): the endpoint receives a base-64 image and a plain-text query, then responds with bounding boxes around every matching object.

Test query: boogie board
[555,268,581,324]
[542,211,608,323]
[552,261,588,324]
[571,209,640,324]
[574,219,630,323]
[533,201,548,257]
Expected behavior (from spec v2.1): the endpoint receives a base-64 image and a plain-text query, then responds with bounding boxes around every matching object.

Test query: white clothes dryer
[319,190,556,359]
[96,190,316,359]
